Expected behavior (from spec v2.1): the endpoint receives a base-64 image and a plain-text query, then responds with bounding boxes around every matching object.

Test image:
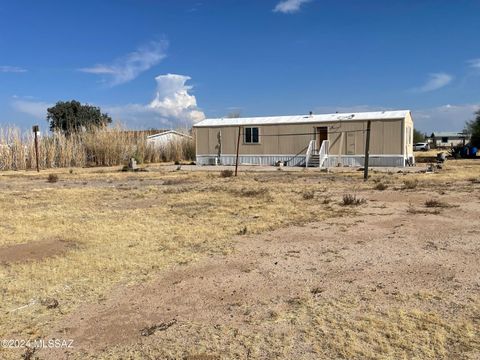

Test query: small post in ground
[32,125,40,172]
[235,126,241,176]
[364,120,371,181]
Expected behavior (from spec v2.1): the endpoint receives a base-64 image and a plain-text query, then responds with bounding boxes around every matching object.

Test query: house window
[442,137,448,143]
[244,127,259,144]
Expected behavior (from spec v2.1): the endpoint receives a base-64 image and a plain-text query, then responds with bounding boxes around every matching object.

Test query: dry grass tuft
[403,179,419,190]
[342,193,366,206]
[425,199,451,208]
[220,169,233,178]
[374,182,388,191]
[47,174,58,183]
[232,187,270,198]
[407,203,441,215]
[302,190,315,200]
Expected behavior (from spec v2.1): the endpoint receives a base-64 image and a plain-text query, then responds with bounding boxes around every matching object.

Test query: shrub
[403,179,418,190]
[47,174,58,183]
[220,169,233,178]
[302,190,315,200]
[374,182,388,191]
[342,194,366,206]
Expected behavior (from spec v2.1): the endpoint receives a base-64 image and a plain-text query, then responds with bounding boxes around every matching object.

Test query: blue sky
[1,0,479,132]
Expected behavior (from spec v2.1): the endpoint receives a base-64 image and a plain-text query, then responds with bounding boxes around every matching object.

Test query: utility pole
[364,120,371,181]
[235,126,241,176]
[32,125,40,172]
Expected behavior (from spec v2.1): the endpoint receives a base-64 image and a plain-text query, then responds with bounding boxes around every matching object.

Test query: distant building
[121,129,167,140]
[147,130,192,148]
[428,132,471,148]
[193,110,415,167]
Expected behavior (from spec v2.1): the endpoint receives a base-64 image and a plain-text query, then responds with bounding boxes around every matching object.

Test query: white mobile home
[428,132,470,148]
[193,110,415,167]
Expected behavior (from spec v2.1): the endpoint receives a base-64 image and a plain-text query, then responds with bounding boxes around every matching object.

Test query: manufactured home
[428,132,470,148]
[193,110,414,168]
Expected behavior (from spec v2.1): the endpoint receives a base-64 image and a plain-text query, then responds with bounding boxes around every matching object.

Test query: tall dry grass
[0,126,195,171]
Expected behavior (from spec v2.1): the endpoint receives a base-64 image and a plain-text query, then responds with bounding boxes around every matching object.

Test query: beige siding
[383,120,403,154]
[404,112,414,155]
[195,128,209,155]
[195,118,408,156]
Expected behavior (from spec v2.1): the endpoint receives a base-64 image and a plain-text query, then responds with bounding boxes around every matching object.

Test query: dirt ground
[0,238,76,264]
[1,161,479,359]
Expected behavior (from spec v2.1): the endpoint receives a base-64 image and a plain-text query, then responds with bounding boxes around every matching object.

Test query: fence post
[235,126,241,176]
[32,125,40,172]
[364,120,371,181]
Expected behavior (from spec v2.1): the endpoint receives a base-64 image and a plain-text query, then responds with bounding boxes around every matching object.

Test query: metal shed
[193,110,415,167]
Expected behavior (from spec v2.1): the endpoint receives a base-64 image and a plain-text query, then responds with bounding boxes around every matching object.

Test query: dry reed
[0,126,194,170]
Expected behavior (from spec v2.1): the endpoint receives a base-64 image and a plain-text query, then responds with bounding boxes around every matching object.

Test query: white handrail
[305,140,315,167]
[319,140,329,168]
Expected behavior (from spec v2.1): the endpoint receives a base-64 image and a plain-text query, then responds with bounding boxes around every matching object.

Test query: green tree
[413,128,425,143]
[47,100,112,135]
[465,109,480,147]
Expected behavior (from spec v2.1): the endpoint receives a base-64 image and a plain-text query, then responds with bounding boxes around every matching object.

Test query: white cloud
[148,74,205,122]
[467,58,480,69]
[413,103,479,133]
[105,74,205,129]
[411,73,453,93]
[273,0,311,13]
[11,99,52,118]
[78,40,168,86]
[0,66,27,73]
[313,103,479,133]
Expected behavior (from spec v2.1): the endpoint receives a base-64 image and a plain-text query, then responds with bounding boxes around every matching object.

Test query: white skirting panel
[196,155,305,167]
[196,154,408,167]
[325,155,406,167]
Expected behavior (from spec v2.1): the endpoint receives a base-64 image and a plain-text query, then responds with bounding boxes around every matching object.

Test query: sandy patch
[0,238,75,264]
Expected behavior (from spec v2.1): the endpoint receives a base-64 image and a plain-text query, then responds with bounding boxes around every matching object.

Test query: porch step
[307,154,319,167]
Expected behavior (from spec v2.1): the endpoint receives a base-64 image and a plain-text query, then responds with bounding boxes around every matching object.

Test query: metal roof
[147,130,192,139]
[431,131,470,138]
[193,110,411,128]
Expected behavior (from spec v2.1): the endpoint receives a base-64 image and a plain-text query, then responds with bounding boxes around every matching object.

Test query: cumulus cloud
[273,0,311,13]
[148,74,205,122]
[411,73,453,93]
[0,66,27,73]
[105,74,205,128]
[11,99,52,118]
[78,40,168,86]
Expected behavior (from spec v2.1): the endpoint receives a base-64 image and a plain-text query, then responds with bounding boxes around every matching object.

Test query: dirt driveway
[40,186,480,359]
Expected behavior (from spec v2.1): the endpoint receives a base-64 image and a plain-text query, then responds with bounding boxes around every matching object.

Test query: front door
[316,127,328,151]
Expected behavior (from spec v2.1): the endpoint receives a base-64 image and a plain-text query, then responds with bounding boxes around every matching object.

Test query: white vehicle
[413,142,430,151]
